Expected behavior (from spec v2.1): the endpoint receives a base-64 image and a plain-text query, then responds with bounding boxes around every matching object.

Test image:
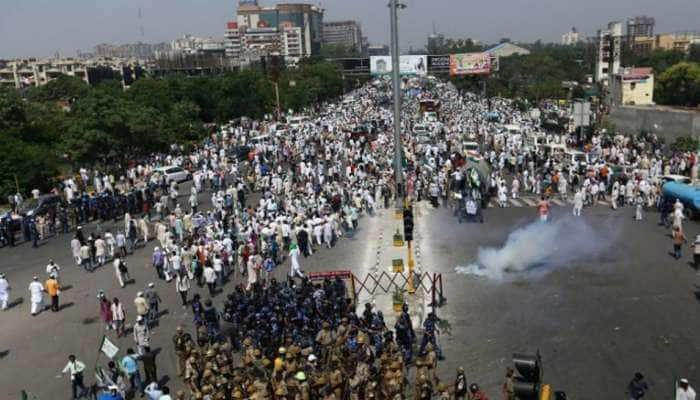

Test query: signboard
[332,58,370,73]
[392,259,404,273]
[428,55,450,71]
[449,53,492,75]
[99,335,120,360]
[572,101,591,128]
[370,55,428,76]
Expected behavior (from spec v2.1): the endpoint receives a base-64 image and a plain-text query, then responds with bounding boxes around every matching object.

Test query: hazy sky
[1,0,698,58]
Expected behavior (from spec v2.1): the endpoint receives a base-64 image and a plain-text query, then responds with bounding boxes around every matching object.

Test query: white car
[151,166,190,184]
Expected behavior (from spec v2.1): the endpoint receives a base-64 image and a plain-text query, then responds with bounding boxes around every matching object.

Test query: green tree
[25,75,89,102]
[627,49,686,75]
[0,87,27,130]
[688,44,700,63]
[319,44,361,59]
[670,136,699,152]
[655,62,700,107]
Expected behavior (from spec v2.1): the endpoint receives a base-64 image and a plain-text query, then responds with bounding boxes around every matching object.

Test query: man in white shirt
[0,273,10,310]
[289,243,304,279]
[28,276,44,315]
[46,259,60,280]
[678,378,696,400]
[203,264,217,296]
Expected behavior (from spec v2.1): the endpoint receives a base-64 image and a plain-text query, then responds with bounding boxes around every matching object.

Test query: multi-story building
[595,21,623,83]
[626,16,655,45]
[427,33,445,52]
[281,25,303,60]
[632,32,700,54]
[609,67,654,106]
[235,2,324,58]
[322,20,363,53]
[168,35,225,56]
[224,22,243,59]
[561,27,580,46]
[242,27,282,55]
[93,42,170,59]
[0,57,146,89]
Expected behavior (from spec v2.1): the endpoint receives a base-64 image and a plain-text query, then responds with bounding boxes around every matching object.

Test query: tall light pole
[389,0,406,208]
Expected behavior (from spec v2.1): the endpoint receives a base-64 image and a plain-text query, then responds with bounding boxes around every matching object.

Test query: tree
[625,49,686,75]
[0,87,27,130]
[25,75,89,102]
[0,60,347,199]
[655,62,700,107]
[688,44,700,63]
[670,136,699,152]
[319,44,361,59]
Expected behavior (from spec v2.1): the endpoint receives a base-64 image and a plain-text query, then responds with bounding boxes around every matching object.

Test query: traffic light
[512,352,542,400]
[403,206,414,242]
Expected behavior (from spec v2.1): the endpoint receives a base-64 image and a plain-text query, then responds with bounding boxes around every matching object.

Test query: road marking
[509,198,523,207]
[488,200,498,208]
[521,198,536,206]
[598,200,609,206]
[551,199,565,206]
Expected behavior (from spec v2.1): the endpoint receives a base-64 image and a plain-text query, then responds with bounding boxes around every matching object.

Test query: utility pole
[389,0,415,295]
[273,81,281,120]
[389,0,405,208]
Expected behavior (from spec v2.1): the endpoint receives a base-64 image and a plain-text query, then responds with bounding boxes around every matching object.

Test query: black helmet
[469,383,479,393]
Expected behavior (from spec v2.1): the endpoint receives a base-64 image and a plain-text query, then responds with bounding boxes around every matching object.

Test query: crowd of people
[3,74,699,400]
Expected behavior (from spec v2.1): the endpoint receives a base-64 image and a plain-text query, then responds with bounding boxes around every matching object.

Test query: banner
[370,55,428,76]
[99,335,119,359]
[449,53,492,76]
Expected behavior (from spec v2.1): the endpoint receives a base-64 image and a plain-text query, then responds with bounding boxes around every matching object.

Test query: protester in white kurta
[28,277,44,315]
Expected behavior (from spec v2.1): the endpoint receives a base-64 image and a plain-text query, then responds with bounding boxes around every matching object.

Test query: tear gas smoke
[455,216,613,280]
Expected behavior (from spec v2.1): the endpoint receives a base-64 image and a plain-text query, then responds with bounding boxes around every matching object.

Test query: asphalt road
[1,188,699,399]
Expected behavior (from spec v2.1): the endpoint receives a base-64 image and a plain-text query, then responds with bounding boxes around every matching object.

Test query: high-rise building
[235,2,324,59]
[626,16,655,44]
[595,21,623,83]
[561,27,580,46]
[322,20,363,53]
[224,22,243,59]
[427,33,445,52]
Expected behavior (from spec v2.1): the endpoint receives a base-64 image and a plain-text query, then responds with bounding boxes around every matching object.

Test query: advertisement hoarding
[370,55,428,76]
[427,55,450,71]
[449,53,492,76]
[333,58,370,73]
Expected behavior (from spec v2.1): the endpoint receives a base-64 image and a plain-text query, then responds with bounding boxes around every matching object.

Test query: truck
[662,181,700,219]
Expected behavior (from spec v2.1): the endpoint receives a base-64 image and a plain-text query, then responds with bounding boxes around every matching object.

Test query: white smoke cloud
[455,215,614,280]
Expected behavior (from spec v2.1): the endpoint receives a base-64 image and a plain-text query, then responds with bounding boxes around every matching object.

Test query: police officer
[419,312,443,360]
[172,326,193,377]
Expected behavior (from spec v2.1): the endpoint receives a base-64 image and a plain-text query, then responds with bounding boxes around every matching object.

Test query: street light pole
[272,81,281,121]
[389,0,405,208]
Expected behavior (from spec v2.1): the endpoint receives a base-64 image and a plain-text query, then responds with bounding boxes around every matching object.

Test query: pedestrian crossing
[487,197,611,209]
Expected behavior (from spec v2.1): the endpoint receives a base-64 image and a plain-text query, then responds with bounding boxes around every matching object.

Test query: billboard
[449,52,492,75]
[370,55,428,76]
[333,58,370,73]
[428,55,450,71]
